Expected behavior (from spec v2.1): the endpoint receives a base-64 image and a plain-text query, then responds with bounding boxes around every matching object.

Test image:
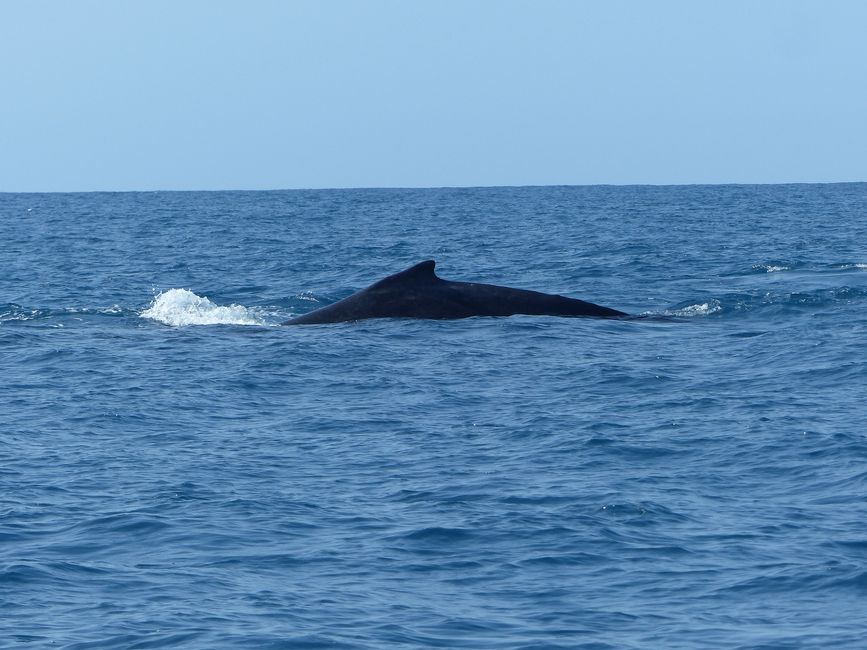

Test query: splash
[664,301,723,317]
[1,304,42,323]
[753,263,789,273]
[141,289,266,327]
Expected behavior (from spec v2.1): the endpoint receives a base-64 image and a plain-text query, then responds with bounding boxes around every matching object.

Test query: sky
[1,0,865,191]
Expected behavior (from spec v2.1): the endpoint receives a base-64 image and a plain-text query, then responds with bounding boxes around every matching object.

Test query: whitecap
[141,289,266,327]
[753,263,789,273]
[665,301,722,317]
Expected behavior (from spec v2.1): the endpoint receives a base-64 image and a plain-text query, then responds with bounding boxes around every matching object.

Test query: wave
[728,261,867,277]
[661,301,723,318]
[1,304,133,324]
[140,289,270,327]
[659,286,867,319]
[752,263,790,273]
[0,304,45,323]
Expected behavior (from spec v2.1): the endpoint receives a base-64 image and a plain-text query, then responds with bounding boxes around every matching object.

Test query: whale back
[283,260,627,324]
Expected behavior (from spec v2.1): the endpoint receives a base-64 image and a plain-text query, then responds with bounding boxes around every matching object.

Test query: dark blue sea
[2,184,867,649]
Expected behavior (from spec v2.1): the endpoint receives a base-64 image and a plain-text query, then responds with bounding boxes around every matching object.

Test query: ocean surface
[2,184,867,649]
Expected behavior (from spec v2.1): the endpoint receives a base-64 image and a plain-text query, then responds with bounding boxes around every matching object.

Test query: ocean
[2,184,866,649]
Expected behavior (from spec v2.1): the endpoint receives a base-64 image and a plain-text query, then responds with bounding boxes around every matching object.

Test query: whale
[283,260,627,324]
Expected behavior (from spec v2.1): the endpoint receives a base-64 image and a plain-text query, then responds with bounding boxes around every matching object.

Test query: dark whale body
[283,260,627,325]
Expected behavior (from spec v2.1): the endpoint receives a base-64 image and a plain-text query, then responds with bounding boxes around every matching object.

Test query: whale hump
[283,259,628,324]
[374,260,438,287]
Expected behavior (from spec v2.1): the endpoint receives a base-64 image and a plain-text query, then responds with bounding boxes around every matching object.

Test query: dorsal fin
[374,260,438,287]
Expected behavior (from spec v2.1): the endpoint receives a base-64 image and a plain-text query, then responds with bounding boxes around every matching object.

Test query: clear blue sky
[1,0,865,191]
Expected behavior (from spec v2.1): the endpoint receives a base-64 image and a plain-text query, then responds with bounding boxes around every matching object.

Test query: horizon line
[2,180,865,195]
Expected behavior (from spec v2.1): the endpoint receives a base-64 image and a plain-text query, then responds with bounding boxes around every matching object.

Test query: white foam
[141,289,266,327]
[754,264,788,273]
[666,301,722,317]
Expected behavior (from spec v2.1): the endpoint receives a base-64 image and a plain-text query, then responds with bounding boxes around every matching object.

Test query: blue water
[2,184,867,649]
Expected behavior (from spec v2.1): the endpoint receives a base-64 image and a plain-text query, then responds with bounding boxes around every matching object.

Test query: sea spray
[141,289,265,326]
